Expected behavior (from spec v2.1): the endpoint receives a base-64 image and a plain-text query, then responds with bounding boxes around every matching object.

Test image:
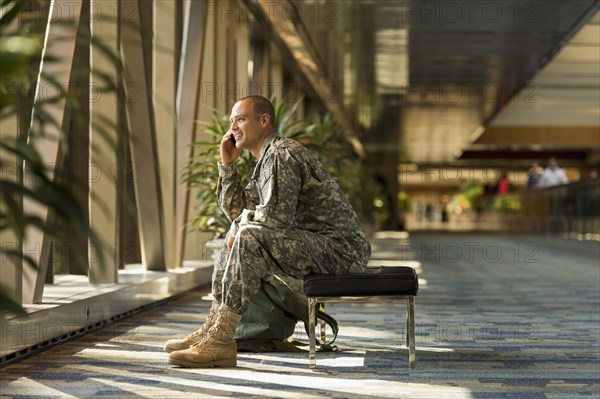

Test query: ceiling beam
[241,0,367,158]
[475,126,600,146]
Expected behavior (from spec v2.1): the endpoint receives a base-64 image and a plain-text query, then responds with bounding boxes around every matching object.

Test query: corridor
[1,233,598,399]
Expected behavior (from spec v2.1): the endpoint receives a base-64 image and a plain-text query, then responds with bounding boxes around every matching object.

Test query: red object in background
[497,178,510,195]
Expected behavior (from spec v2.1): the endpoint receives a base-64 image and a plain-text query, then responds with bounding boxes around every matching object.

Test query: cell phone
[229,135,236,147]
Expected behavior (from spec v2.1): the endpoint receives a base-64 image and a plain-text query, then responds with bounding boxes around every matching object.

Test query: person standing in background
[538,158,569,188]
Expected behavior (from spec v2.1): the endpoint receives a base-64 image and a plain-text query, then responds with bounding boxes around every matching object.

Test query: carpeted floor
[1,233,599,398]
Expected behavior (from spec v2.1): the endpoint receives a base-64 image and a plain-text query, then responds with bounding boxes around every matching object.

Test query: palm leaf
[0,289,27,316]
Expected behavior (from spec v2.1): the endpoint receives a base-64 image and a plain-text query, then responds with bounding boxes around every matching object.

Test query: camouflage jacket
[217,133,371,270]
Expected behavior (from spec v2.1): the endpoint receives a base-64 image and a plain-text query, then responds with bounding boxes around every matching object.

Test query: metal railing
[516,178,600,237]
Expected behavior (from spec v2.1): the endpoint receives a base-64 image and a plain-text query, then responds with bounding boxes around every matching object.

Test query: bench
[303,266,419,369]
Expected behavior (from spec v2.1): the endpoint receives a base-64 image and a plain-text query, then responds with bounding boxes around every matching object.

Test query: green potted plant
[183,112,256,238]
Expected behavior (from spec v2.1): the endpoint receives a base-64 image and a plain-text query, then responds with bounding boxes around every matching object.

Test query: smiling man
[165,95,371,368]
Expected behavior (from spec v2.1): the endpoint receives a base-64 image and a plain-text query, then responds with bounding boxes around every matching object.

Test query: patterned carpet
[1,233,599,398]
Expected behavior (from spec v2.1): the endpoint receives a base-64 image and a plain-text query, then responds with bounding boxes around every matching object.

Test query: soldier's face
[229,101,269,153]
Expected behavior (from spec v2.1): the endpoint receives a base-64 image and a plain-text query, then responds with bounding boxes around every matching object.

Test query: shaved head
[237,95,275,127]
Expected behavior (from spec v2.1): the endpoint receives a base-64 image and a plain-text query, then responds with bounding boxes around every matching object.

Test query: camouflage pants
[212,223,354,314]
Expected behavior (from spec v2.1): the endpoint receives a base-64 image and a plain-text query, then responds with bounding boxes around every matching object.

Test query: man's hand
[227,234,235,252]
[220,130,241,165]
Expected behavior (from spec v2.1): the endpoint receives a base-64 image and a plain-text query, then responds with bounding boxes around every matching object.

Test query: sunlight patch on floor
[186,368,474,399]
[90,378,222,399]
[239,353,364,368]
[2,377,79,398]
[76,348,166,361]
[70,364,322,399]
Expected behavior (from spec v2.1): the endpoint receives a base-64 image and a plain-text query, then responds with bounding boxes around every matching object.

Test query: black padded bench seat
[304,266,419,297]
[303,266,419,369]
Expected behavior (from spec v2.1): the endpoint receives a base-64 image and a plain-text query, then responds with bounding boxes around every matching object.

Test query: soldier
[165,95,371,368]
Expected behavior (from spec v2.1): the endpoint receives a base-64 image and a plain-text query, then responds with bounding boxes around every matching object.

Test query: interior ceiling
[289,0,600,165]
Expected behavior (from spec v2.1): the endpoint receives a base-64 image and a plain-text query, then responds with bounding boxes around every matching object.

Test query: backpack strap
[261,274,340,349]
[303,303,339,348]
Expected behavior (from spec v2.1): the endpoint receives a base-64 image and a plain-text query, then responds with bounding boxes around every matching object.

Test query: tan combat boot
[168,304,241,368]
[163,300,219,353]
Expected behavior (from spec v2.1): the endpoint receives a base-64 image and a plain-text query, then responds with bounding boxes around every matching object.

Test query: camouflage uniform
[214,133,371,313]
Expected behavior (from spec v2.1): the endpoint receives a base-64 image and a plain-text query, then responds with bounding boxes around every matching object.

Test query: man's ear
[260,113,270,127]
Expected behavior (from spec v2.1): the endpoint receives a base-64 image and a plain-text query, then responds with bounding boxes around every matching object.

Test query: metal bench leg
[308,298,317,369]
[319,303,326,344]
[408,296,416,369]
[405,299,410,348]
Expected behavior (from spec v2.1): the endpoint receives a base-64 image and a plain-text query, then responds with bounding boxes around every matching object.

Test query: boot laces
[185,307,216,340]
[191,334,210,349]
[190,312,225,349]
[186,328,204,340]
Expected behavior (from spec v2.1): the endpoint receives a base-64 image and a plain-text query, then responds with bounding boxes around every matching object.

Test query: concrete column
[24,0,83,302]
[89,0,119,283]
[184,0,217,262]
[174,0,207,266]
[120,0,166,271]
[153,0,177,268]
[0,110,21,308]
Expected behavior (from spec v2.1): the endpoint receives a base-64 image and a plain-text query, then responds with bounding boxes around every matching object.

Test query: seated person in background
[538,158,569,188]
[165,95,371,368]
[526,162,542,190]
